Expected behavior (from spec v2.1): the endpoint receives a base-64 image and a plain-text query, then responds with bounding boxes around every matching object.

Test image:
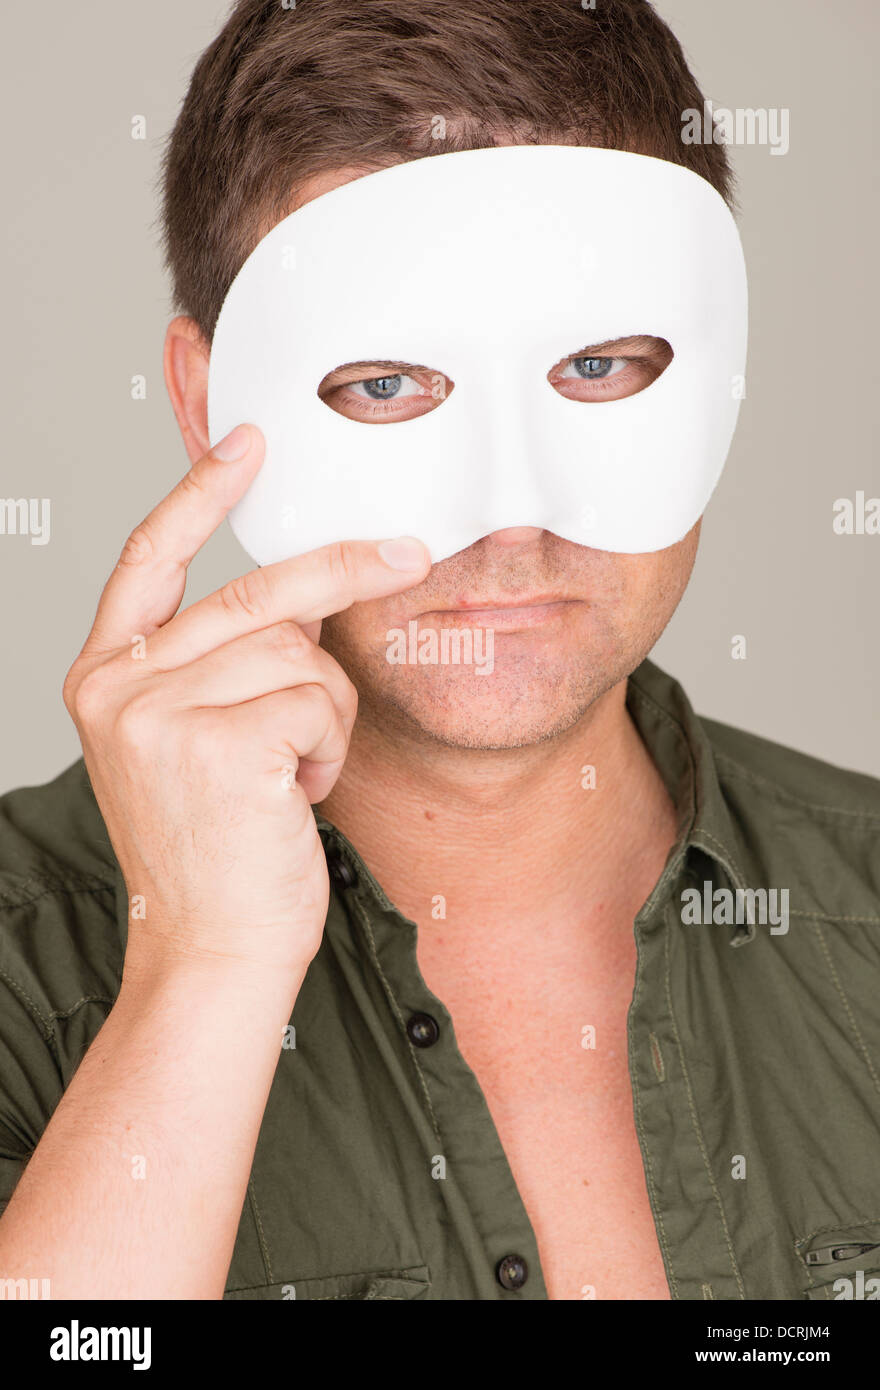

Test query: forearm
[0,952,305,1299]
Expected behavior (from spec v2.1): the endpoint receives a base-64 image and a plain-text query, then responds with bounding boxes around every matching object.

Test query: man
[0,0,878,1303]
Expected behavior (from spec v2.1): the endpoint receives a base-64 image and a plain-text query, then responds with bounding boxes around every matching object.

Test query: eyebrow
[572,334,664,356]
[320,359,433,386]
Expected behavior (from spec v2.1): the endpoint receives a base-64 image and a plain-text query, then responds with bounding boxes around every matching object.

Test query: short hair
[161,0,735,343]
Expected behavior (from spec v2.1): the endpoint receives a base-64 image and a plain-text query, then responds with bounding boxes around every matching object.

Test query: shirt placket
[322,827,550,1299]
[628,850,749,1300]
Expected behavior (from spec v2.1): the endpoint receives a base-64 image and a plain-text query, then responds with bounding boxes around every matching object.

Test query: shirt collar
[627,658,761,944]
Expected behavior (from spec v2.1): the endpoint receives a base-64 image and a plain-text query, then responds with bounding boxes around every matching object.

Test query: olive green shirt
[1,659,879,1300]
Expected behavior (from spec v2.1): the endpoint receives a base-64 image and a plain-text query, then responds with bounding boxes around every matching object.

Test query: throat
[317,679,680,936]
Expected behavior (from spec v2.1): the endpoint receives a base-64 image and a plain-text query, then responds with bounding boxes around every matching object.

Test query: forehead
[289,164,378,213]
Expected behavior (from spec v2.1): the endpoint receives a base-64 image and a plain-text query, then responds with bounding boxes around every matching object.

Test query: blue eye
[573,356,615,379]
[361,374,403,399]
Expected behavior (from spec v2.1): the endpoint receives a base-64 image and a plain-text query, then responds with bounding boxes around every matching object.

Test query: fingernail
[377,536,430,571]
[213,424,252,461]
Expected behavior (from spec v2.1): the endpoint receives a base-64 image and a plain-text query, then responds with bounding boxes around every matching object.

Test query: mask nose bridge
[474,352,546,530]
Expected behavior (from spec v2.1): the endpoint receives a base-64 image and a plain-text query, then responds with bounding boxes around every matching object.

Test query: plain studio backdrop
[1,0,877,794]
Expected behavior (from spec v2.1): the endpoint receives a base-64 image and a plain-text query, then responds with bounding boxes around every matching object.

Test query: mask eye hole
[317,361,454,423]
[548,335,673,402]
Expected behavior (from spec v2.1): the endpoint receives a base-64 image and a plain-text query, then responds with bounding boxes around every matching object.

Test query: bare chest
[416,918,671,1301]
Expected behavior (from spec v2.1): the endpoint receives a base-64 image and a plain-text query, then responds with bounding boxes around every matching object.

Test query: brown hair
[162,0,735,344]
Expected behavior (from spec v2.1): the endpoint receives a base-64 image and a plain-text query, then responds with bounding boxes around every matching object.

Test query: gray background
[1,0,877,795]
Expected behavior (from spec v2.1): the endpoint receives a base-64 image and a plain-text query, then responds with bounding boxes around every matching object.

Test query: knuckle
[271,620,309,662]
[61,663,82,714]
[66,664,111,723]
[297,681,335,722]
[114,689,161,746]
[341,675,359,717]
[177,467,209,503]
[218,569,268,621]
[118,523,155,569]
[326,540,360,597]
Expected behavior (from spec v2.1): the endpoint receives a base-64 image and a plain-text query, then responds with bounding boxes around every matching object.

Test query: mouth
[418,597,582,631]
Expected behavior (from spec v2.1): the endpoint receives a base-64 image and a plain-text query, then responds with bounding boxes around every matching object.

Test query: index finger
[81,424,265,660]
[144,535,432,671]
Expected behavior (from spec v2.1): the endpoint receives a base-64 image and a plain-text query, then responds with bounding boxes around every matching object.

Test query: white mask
[207,145,748,564]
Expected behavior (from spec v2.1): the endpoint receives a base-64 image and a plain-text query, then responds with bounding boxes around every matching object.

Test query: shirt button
[326,847,358,889]
[406,1012,440,1048]
[496,1254,529,1291]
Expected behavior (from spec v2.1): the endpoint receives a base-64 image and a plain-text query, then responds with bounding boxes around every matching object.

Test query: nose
[487,526,544,548]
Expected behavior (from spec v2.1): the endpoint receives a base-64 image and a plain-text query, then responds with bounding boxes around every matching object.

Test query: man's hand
[63,423,431,977]
[0,424,431,1298]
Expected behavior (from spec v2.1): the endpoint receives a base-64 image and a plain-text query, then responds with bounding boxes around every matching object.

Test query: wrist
[119,934,311,1013]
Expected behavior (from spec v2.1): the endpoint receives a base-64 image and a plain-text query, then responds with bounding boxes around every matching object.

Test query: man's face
[273,165,700,750]
[320,520,699,750]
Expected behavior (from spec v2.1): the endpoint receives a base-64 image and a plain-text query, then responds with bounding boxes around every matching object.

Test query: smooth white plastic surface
[208,145,748,564]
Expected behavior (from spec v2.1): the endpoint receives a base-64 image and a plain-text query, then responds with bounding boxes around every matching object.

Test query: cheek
[320,601,396,665]
[626,530,700,611]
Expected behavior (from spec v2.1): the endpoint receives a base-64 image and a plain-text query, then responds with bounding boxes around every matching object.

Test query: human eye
[317,362,453,423]
[548,336,673,402]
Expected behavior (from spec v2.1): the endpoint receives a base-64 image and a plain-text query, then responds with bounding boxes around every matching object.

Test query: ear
[164,316,212,465]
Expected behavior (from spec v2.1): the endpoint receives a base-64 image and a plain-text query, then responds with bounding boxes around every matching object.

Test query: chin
[406,710,586,752]
[371,660,606,751]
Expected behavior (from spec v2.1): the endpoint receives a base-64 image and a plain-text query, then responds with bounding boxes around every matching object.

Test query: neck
[317,677,678,931]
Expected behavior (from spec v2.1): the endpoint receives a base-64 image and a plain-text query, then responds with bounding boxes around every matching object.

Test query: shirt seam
[628,909,679,1298]
[788,910,880,924]
[0,984,114,1162]
[0,964,114,1044]
[627,683,699,830]
[663,910,747,1298]
[810,921,880,1098]
[712,752,880,823]
[0,878,116,910]
[225,1266,430,1297]
[246,1177,274,1284]
[627,682,704,922]
[795,1212,880,1247]
[347,892,442,1141]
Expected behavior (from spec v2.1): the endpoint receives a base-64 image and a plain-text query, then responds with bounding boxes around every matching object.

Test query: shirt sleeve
[0,968,65,1214]
[0,765,123,1217]
[0,1157,27,1217]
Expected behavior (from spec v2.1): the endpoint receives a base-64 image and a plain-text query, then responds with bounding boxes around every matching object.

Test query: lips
[437,594,574,611]
[418,599,580,631]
